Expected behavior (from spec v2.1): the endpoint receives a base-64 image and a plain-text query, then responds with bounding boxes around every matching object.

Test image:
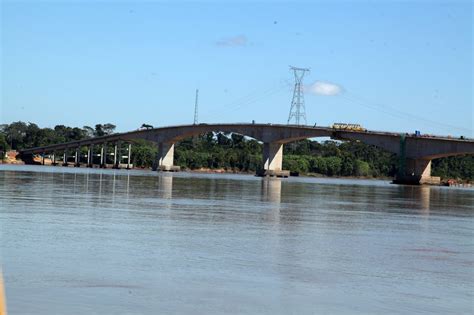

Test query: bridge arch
[119,124,333,144]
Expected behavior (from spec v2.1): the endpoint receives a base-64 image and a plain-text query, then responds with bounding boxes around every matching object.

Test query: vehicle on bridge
[332,123,367,132]
[140,123,154,130]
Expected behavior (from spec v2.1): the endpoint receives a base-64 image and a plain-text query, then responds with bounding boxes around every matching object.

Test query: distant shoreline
[2,159,471,187]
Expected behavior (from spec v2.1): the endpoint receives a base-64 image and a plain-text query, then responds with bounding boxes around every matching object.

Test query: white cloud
[216,35,247,47]
[306,81,344,96]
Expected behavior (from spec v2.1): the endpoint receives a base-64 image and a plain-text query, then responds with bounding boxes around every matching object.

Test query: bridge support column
[62,150,68,166]
[394,158,440,185]
[154,142,180,172]
[41,152,45,165]
[257,142,289,177]
[126,144,132,170]
[52,152,57,166]
[74,147,80,167]
[100,144,107,168]
[113,142,121,169]
[87,145,94,168]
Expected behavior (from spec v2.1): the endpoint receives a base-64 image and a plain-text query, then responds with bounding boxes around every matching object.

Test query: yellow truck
[332,123,367,132]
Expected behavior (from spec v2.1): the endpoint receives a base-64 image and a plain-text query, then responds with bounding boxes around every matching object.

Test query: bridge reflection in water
[157,175,174,200]
[419,186,431,215]
[261,179,282,224]
[40,168,474,226]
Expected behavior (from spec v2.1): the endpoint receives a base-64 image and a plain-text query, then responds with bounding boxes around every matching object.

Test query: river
[0,165,473,314]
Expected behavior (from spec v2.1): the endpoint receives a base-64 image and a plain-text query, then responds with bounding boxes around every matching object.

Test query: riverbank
[186,168,474,186]
[1,150,24,165]
[187,167,393,180]
[2,156,471,186]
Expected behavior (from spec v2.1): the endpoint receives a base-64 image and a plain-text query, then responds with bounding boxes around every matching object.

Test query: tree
[131,140,156,167]
[0,133,9,157]
[102,123,116,135]
[94,124,105,137]
[93,123,116,137]
[4,121,28,149]
[69,127,86,141]
[355,160,370,176]
[83,126,95,138]
[310,156,327,174]
[325,156,342,176]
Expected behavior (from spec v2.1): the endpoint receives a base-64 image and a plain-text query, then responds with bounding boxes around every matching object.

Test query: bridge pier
[62,150,68,166]
[126,144,132,170]
[52,152,57,166]
[100,144,107,168]
[113,142,121,169]
[87,145,94,168]
[74,147,80,167]
[394,158,440,185]
[154,142,180,172]
[257,142,289,177]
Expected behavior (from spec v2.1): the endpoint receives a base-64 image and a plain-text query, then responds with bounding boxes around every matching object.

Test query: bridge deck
[18,123,472,155]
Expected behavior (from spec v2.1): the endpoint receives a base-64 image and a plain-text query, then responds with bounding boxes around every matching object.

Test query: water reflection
[261,179,282,224]
[99,172,103,197]
[399,186,431,215]
[158,175,173,199]
[1,166,474,315]
[419,186,431,215]
[261,178,281,204]
[126,173,130,202]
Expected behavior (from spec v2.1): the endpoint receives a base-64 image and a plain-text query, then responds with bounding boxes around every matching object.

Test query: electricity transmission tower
[193,89,199,125]
[287,66,310,125]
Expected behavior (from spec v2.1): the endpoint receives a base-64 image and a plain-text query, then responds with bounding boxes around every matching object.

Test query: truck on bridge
[332,123,367,132]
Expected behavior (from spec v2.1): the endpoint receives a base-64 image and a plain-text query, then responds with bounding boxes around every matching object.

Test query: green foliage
[310,156,328,174]
[175,132,262,171]
[94,123,116,137]
[355,160,371,176]
[283,155,310,173]
[1,121,116,150]
[432,156,474,180]
[325,156,342,176]
[0,133,8,159]
[131,140,157,168]
[0,122,472,180]
[283,139,397,177]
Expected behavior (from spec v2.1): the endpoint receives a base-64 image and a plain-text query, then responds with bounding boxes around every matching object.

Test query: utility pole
[193,89,199,125]
[287,66,310,126]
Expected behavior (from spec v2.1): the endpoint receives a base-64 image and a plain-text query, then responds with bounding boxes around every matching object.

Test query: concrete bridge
[19,123,474,185]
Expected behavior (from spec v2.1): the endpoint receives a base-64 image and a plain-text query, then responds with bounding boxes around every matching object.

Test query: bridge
[19,123,474,185]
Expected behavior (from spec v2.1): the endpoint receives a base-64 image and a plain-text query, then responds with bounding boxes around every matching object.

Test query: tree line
[1,121,472,180]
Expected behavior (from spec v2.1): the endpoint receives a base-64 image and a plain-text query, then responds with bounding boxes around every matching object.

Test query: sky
[1,0,472,136]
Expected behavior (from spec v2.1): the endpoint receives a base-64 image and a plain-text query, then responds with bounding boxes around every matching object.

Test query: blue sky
[1,0,472,136]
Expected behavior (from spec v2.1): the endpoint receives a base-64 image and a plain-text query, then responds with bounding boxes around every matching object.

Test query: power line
[339,92,472,134]
[203,81,289,122]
